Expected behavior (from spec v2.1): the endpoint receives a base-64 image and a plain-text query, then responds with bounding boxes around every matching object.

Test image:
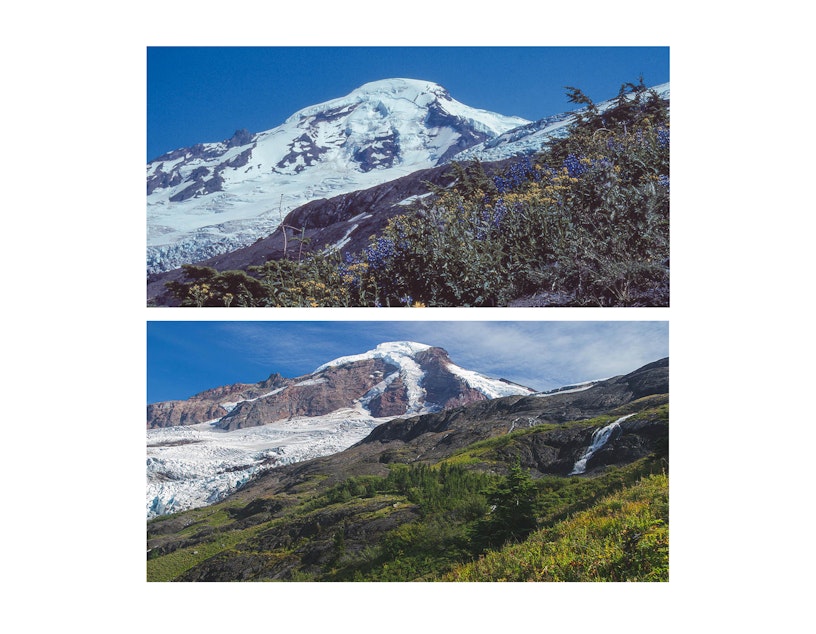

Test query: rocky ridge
[247,356,669,493]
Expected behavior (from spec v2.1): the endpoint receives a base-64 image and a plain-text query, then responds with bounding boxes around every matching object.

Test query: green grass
[147,521,272,582]
[443,472,668,581]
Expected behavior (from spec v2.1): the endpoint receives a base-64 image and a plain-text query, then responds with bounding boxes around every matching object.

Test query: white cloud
[376,321,668,391]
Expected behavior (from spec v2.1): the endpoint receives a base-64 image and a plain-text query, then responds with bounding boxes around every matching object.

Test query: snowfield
[445,363,537,399]
[146,409,391,519]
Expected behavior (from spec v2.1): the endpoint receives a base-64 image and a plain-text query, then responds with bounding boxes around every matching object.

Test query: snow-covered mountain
[457,82,670,162]
[147,79,670,276]
[146,78,529,273]
[146,342,537,518]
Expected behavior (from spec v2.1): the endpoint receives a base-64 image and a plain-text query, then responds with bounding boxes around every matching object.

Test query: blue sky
[147,46,669,161]
[147,321,668,403]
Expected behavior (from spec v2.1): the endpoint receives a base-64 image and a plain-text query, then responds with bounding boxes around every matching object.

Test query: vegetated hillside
[155,79,668,308]
[147,358,669,582]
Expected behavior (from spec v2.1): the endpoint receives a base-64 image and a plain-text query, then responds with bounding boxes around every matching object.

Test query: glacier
[147,410,389,519]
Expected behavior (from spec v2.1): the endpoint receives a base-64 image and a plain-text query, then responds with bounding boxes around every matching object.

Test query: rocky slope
[147,373,290,429]
[242,357,669,494]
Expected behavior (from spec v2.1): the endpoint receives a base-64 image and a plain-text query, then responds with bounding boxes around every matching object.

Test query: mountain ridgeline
[147,342,535,430]
[147,357,669,582]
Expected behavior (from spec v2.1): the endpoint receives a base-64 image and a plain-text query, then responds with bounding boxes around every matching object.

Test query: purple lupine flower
[364,237,396,270]
[563,153,587,177]
[492,199,508,228]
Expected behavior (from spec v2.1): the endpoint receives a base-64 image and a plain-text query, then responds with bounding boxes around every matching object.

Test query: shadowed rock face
[414,347,487,410]
[366,374,408,418]
[146,399,229,428]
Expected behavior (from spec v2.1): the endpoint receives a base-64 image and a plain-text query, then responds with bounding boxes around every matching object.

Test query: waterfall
[569,414,635,475]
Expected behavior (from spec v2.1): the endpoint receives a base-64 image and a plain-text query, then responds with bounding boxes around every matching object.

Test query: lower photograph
[146,320,668,582]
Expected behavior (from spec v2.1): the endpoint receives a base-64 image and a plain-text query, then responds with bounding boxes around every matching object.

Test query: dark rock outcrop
[415,347,487,410]
[146,399,229,429]
[226,128,253,148]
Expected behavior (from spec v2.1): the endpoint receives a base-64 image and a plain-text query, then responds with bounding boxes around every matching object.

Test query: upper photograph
[147,47,669,307]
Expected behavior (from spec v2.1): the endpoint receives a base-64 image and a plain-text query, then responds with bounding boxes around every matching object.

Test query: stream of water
[569,413,636,475]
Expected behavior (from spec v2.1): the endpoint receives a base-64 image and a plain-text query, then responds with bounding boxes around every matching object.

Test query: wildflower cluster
[333,235,407,306]
[563,153,588,178]
[364,236,397,270]
[493,156,541,194]
[337,252,368,289]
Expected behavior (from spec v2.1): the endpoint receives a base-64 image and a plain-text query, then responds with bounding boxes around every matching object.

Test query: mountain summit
[147,79,529,273]
[146,342,536,517]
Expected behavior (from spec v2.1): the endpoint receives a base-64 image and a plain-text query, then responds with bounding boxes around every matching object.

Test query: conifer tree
[479,458,537,547]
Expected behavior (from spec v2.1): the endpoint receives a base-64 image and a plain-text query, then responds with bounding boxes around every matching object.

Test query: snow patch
[532,381,599,398]
[445,362,536,399]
